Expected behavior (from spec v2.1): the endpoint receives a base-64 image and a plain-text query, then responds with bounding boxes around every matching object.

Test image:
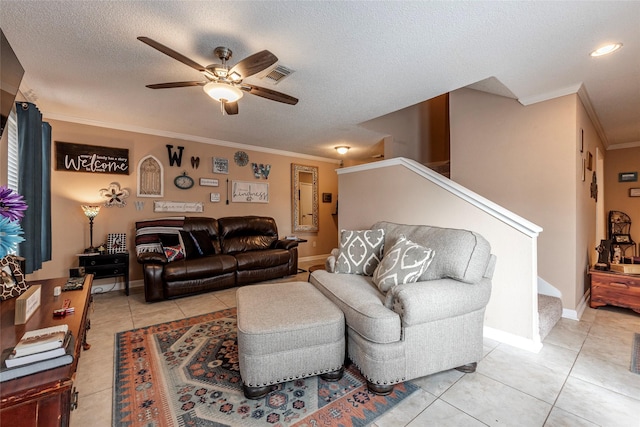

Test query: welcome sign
[55,141,129,175]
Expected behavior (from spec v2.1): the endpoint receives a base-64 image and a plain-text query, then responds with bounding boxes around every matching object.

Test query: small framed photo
[618,172,638,182]
[213,157,229,174]
[210,193,221,202]
[587,152,593,171]
[630,188,640,197]
[322,193,332,203]
[200,178,219,187]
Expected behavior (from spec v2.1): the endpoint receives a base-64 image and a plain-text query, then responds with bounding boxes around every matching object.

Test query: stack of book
[1,324,75,382]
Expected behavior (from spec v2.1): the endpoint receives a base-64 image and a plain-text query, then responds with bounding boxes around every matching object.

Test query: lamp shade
[81,205,100,219]
[335,146,350,155]
[203,82,243,102]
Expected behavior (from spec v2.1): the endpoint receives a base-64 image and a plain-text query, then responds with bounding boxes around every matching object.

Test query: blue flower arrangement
[0,186,27,258]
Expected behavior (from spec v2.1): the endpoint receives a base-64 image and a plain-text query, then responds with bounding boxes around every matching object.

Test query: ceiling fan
[138,36,298,115]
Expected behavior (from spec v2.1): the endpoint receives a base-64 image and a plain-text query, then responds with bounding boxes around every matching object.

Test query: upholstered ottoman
[236,281,345,399]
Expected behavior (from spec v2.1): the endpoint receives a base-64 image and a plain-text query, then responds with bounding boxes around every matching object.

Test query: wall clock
[234,151,249,167]
[174,172,194,189]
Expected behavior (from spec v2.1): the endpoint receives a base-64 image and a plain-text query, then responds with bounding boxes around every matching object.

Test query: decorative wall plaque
[231,181,269,203]
[137,155,164,197]
[153,201,204,213]
[55,141,129,175]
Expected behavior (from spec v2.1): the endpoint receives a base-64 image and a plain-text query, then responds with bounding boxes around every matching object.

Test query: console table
[78,252,129,295]
[589,269,640,313]
[0,275,93,427]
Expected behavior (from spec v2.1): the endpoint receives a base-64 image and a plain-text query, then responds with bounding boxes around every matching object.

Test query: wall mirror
[291,164,319,232]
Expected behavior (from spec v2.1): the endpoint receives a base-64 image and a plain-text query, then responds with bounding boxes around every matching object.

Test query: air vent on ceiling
[261,65,293,85]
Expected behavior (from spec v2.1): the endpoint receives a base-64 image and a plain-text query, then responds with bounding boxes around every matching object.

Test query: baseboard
[300,254,330,263]
[562,289,590,321]
[90,277,143,294]
[483,326,543,353]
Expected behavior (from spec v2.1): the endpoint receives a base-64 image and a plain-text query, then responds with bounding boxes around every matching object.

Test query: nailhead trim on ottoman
[237,281,345,395]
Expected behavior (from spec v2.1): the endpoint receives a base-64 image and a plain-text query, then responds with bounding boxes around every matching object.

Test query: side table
[589,269,640,313]
[78,252,129,295]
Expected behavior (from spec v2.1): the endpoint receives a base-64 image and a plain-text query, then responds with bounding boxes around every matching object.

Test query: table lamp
[81,205,101,253]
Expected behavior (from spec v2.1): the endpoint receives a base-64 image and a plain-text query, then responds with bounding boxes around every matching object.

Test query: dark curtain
[16,102,52,273]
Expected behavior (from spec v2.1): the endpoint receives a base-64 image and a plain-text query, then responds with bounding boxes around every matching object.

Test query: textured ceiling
[1,1,639,161]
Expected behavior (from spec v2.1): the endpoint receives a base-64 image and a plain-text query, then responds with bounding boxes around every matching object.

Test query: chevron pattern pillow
[372,235,434,296]
[335,229,385,276]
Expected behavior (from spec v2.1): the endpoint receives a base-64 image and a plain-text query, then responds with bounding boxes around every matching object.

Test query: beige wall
[449,88,605,311]
[604,146,640,251]
[20,119,339,283]
[338,161,542,346]
[575,97,602,301]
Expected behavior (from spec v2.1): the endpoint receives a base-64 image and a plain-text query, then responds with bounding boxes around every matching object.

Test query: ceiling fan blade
[243,84,298,105]
[138,36,208,73]
[146,81,206,89]
[223,101,239,115]
[229,50,278,79]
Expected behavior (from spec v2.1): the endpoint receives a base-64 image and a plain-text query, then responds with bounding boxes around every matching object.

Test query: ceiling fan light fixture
[335,146,350,155]
[229,71,242,82]
[203,82,243,102]
[590,43,622,57]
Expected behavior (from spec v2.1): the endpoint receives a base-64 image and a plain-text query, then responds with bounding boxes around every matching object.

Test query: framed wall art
[137,155,164,197]
[231,181,269,203]
[55,141,129,175]
[153,201,204,213]
[618,172,638,182]
[213,157,229,174]
[630,188,640,197]
[200,178,219,187]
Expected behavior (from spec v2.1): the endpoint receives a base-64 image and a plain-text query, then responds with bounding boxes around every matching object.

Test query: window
[7,110,19,191]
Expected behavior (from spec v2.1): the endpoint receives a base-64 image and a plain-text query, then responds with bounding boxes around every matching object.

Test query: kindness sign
[55,141,129,175]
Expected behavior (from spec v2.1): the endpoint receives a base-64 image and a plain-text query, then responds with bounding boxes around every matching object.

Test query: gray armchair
[310,221,495,394]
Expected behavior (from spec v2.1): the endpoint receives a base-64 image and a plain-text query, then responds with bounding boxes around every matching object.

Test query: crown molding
[607,141,640,150]
[43,113,342,165]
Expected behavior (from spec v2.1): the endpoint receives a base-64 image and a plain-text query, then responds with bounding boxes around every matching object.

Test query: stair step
[538,294,562,340]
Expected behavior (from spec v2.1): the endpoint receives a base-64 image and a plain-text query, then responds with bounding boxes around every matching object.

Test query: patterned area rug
[113,308,418,426]
[632,333,640,375]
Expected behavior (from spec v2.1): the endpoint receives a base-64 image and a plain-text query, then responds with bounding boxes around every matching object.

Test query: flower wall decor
[0,186,27,222]
[0,186,27,258]
[99,182,130,207]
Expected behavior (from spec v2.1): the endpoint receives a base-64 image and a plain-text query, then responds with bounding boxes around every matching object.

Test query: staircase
[538,294,562,340]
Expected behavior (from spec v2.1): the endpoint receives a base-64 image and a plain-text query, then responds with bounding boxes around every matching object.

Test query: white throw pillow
[335,229,385,276]
[373,235,434,296]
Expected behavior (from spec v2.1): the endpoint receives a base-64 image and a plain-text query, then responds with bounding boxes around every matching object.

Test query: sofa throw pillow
[189,230,216,256]
[163,244,185,262]
[372,234,434,295]
[335,229,385,276]
[0,255,29,301]
[178,230,201,259]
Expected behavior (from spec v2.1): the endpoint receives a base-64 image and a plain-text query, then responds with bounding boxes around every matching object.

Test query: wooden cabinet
[590,269,640,313]
[0,275,93,426]
[78,252,129,295]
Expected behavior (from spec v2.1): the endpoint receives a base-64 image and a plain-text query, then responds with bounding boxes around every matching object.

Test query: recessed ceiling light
[590,43,623,57]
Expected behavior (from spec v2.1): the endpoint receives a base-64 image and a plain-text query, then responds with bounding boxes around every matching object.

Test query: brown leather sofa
[135,216,299,302]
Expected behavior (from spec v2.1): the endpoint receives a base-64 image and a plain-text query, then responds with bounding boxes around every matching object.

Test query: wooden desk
[0,275,93,427]
[589,269,640,314]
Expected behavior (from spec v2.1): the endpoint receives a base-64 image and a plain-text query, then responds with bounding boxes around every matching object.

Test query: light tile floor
[70,262,640,426]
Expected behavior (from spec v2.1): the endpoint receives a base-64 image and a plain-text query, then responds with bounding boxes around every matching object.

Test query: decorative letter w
[166,145,184,167]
